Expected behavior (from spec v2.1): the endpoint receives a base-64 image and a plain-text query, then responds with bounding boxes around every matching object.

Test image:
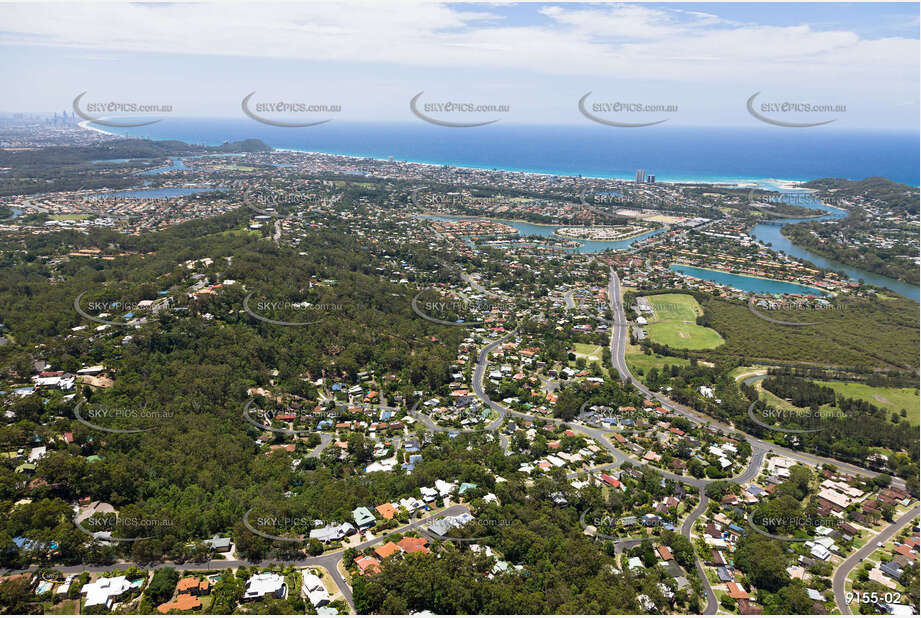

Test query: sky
[1,1,918,129]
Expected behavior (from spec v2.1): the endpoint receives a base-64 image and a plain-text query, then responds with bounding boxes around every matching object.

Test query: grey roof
[204,535,231,549]
[428,512,475,537]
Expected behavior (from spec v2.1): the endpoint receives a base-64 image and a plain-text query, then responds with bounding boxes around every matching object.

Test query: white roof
[888,604,916,615]
[244,572,285,598]
[810,544,831,560]
[435,479,456,495]
[81,576,131,608]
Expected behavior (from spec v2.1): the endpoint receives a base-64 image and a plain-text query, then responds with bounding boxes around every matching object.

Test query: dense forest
[0,209,480,566]
[761,375,836,408]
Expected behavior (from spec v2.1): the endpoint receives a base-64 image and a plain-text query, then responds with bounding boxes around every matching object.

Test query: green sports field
[644,294,724,350]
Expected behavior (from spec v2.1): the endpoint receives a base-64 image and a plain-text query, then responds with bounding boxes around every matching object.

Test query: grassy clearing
[627,352,691,376]
[730,365,769,381]
[573,343,603,362]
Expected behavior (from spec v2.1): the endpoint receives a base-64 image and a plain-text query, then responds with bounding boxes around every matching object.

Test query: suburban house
[397,536,430,554]
[158,592,202,614]
[375,503,398,520]
[203,534,232,553]
[310,522,357,543]
[301,572,330,608]
[374,541,402,559]
[354,555,381,575]
[353,507,376,530]
[428,512,475,537]
[81,576,136,610]
[243,573,287,601]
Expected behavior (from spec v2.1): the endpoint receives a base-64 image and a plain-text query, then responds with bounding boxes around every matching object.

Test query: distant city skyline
[0,2,918,129]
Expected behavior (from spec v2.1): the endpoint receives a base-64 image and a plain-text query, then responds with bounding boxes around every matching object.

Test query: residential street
[833,505,920,615]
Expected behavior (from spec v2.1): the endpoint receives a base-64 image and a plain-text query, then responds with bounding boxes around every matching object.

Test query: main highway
[606,268,903,488]
[603,267,913,613]
[462,267,908,614]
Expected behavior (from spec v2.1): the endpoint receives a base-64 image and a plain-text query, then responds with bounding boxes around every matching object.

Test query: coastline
[78,120,120,138]
[275,146,811,188]
[83,126,812,189]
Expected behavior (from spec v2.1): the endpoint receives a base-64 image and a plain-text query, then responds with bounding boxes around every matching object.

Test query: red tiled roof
[355,555,381,575]
[158,594,202,613]
[374,541,401,559]
[397,537,430,554]
[376,503,397,520]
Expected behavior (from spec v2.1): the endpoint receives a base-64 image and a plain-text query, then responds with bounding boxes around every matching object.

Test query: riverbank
[669,263,831,297]
[779,225,920,288]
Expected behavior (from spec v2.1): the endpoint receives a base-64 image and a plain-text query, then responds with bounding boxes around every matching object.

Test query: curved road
[833,505,920,615]
[604,267,913,613]
[607,269,904,489]
[8,505,472,612]
[466,269,908,614]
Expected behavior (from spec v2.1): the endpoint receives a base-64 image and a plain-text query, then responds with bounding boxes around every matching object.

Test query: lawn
[816,381,920,426]
[573,343,603,363]
[626,352,690,375]
[45,600,79,615]
[730,365,769,381]
[645,294,724,350]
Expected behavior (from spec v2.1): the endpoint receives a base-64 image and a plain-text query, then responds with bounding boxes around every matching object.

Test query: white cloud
[0,2,916,123]
[0,3,913,80]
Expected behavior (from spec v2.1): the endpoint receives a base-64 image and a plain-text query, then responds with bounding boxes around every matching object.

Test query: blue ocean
[101,119,919,187]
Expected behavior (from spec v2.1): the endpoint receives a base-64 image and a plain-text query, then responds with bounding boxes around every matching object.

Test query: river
[668,264,829,297]
[421,187,919,301]
[748,188,919,301]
